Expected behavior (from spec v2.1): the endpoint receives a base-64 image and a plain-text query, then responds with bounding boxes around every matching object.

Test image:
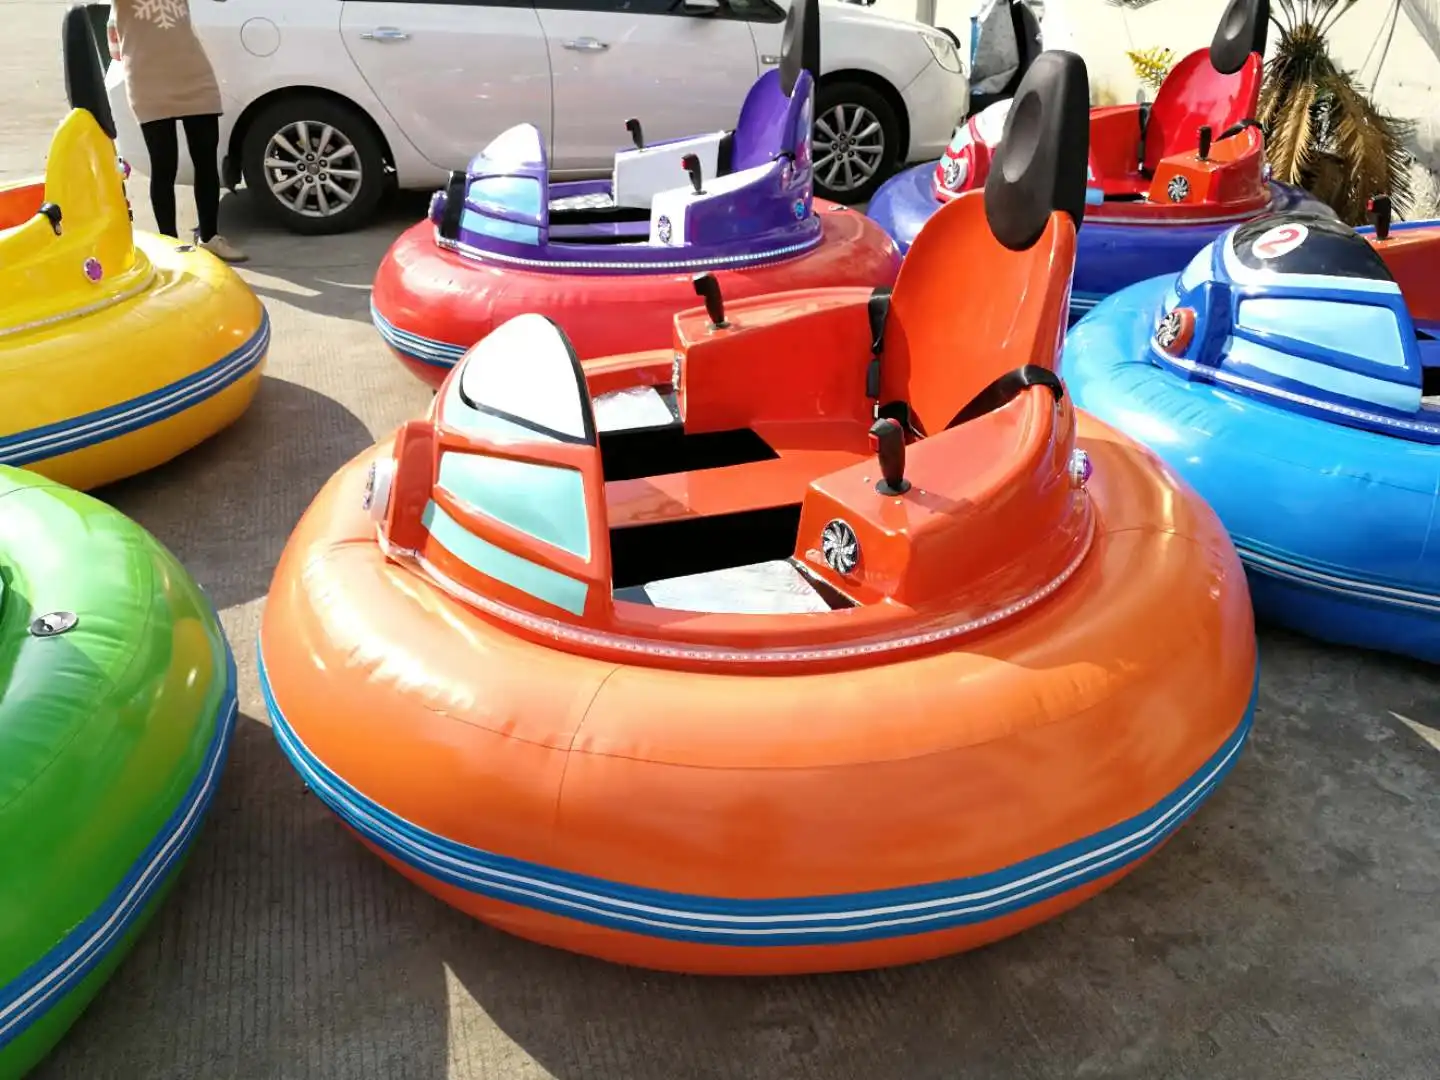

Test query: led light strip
[0,263,157,339]
[1149,339,1440,438]
[434,230,822,273]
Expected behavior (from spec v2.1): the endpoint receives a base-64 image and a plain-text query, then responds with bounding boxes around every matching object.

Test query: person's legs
[182,114,247,262]
[139,118,179,238]
[180,114,221,241]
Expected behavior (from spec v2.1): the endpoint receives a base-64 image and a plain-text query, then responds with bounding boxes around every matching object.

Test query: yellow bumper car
[0,8,269,491]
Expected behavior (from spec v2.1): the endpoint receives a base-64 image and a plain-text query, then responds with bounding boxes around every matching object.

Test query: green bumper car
[0,466,236,1078]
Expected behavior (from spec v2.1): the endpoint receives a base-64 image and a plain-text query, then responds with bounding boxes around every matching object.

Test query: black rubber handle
[38,202,62,235]
[626,117,644,150]
[692,272,728,328]
[1197,124,1213,161]
[869,417,911,495]
[681,153,704,194]
[1218,118,1264,140]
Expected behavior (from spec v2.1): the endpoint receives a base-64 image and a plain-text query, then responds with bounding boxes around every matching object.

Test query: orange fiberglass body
[1367,214,1440,327]
[259,53,1257,975]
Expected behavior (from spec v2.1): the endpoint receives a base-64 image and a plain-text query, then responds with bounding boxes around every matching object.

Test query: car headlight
[921,27,964,74]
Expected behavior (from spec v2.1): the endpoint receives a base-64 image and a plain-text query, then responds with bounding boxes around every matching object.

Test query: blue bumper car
[1060,209,1440,662]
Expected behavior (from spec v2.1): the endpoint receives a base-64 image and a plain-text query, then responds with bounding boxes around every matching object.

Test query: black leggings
[140,113,221,242]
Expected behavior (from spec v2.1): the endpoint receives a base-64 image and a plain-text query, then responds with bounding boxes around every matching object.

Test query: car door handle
[761,54,781,65]
[359,27,409,42]
[562,37,609,51]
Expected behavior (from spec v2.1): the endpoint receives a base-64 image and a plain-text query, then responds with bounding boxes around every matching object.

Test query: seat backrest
[1144,0,1267,173]
[877,50,1089,436]
[730,0,818,171]
[62,5,117,141]
[730,70,814,172]
[1144,51,1261,172]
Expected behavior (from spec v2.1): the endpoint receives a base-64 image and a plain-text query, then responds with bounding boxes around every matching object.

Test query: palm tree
[1258,0,1415,224]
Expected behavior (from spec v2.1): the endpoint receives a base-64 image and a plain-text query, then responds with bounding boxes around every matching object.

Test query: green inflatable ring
[0,466,236,1078]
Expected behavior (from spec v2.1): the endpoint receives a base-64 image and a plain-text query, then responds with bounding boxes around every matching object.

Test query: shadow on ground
[216,189,430,324]
[96,376,376,610]
[34,711,460,1080]
[33,629,1440,1080]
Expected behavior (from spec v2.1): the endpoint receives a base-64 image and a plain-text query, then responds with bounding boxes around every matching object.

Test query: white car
[100,0,968,235]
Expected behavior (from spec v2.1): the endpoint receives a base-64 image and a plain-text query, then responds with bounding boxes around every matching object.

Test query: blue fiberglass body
[867,161,1328,325]
[1059,213,1440,662]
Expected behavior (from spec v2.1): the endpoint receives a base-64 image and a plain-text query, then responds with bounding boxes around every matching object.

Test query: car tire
[241,95,388,235]
[811,80,902,205]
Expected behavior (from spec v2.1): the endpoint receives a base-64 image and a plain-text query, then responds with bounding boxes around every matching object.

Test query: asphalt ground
[6,2,1440,1076]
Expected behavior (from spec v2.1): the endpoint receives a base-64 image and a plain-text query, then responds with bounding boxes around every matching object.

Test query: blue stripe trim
[371,302,467,370]
[1236,541,1440,615]
[0,648,238,1048]
[0,312,270,467]
[259,647,1253,947]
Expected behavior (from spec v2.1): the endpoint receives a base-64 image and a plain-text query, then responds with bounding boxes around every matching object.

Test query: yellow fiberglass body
[0,107,268,491]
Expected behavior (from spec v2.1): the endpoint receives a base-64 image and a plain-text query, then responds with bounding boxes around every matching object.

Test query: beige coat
[113,0,222,125]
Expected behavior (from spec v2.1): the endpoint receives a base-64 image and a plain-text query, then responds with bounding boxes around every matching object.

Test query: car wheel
[811,81,902,204]
[241,95,388,235]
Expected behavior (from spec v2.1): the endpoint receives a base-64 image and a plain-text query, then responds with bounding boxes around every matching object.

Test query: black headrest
[983,49,1090,253]
[779,0,820,99]
[62,4,116,139]
[1210,0,1269,76]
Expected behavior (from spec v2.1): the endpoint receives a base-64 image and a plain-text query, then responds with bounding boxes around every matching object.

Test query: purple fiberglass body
[427,0,823,275]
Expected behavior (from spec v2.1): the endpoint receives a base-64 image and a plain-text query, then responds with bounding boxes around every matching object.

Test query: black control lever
[1136,101,1151,172]
[626,117,644,151]
[1197,124,1213,161]
[869,418,911,496]
[1369,193,1392,241]
[692,272,728,329]
[681,153,704,195]
[38,202,62,235]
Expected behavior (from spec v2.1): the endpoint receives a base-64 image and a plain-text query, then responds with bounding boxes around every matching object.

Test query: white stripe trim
[1239,546,1440,613]
[0,324,267,462]
[272,707,1245,937]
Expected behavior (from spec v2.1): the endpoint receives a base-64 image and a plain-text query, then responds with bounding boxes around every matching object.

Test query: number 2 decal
[1251,222,1309,260]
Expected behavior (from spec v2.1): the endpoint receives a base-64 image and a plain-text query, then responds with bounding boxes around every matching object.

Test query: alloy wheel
[813,103,886,194]
[262,121,364,219]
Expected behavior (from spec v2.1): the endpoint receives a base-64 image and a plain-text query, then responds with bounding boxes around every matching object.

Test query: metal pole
[915,0,937,26]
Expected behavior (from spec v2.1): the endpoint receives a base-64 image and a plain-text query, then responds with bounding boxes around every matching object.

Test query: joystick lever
[869,418,911,496]
[1197,124,1213,161]
[626,118,644,151]
[692,272,728,329]
[682,153,705,195]
[1369,193,1392,241]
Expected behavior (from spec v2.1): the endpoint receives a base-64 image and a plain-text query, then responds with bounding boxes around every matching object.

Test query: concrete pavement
[5,2,1440,1077]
